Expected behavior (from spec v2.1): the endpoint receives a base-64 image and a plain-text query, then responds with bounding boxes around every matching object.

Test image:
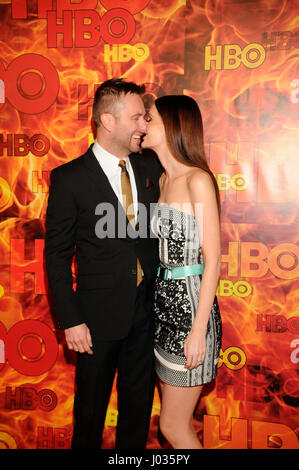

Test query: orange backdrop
[0,0,298,450]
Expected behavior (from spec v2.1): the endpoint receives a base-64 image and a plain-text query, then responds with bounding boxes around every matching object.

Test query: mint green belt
[157,264,204,280]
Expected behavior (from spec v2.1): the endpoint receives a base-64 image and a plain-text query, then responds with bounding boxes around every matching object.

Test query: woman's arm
[184,170,221,370]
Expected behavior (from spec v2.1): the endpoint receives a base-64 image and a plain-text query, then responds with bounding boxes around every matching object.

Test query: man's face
[111,93,147,157]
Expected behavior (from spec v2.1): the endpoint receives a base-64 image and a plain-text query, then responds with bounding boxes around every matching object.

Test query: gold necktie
[119,160,143,286]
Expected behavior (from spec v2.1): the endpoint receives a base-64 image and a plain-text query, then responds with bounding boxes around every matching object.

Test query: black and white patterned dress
[151,204,222,387]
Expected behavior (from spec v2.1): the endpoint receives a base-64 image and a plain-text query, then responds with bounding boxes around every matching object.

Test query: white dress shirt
[92,140,138,224]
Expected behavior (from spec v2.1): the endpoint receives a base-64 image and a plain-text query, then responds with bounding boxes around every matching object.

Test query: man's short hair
[92,78,145,127]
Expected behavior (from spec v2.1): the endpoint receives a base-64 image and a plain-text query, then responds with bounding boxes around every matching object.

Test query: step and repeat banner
[0,0,298,450]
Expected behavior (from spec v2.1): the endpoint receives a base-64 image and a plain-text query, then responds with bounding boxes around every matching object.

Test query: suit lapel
[83,146,139,237]
[83,146,119,206]
[129,153,149,231]
[129,153,145,204]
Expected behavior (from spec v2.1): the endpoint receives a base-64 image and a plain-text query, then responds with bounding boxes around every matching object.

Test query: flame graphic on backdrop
[0,0,298,448]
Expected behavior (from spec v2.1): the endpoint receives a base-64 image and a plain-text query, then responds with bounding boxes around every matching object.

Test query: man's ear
[100,113,115,132]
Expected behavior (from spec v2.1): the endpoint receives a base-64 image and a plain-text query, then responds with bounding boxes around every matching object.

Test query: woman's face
[141,104,166,151]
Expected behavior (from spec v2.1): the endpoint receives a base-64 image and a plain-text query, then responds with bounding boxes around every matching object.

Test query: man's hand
[64,323,93,355]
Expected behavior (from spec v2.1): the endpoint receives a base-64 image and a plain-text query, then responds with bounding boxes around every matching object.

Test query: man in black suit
[45,78,162,449]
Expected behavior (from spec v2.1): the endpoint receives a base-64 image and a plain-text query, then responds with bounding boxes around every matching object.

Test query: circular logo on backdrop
[101,8,136,44]
[3,320,58,376]
[0,54,59,114]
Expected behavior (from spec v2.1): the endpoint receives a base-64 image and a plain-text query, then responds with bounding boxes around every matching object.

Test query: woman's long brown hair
[155,95,221,218]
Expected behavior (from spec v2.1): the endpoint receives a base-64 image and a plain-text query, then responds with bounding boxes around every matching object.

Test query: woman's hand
[184,329,206,370]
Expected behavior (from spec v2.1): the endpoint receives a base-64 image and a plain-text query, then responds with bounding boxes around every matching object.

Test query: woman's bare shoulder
[187,168,213,191]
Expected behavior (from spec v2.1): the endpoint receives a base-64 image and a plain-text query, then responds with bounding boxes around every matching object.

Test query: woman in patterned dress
[141,95,222,449]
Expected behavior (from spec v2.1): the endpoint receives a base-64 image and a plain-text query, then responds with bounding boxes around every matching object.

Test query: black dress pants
[71,281,156,449]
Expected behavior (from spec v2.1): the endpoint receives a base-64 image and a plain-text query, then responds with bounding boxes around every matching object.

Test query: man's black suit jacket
[45,145,162,341]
